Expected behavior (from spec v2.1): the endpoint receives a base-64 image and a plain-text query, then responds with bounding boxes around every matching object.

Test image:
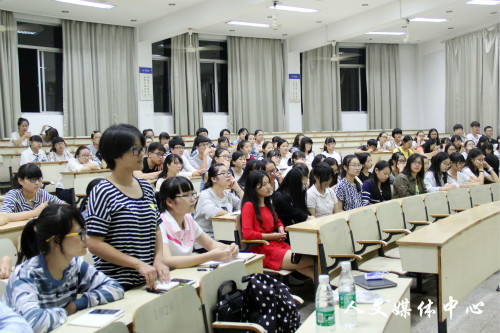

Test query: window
[339,48,367,112]
[200,40,228,113]
[152,39,172,114]
[17,22,63,113]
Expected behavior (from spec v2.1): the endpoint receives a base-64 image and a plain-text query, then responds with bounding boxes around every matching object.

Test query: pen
[197,268,208,271]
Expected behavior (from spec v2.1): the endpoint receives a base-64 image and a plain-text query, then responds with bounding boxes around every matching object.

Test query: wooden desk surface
[0,219,29,233]
[297,274,412,333]
[397,201,499,246]
[211,214,238,222]
[61,169,112,176]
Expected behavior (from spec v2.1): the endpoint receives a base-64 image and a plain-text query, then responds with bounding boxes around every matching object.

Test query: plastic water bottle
[315,274,335,332]
[338,261,357,328]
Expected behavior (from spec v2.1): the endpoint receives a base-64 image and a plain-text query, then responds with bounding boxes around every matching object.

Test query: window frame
[339,47,367,113]
[200,59,228,113]
[152,54,172,115]
[17,20,63,114]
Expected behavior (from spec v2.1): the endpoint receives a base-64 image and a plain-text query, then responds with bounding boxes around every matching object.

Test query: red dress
[241,201,290,270]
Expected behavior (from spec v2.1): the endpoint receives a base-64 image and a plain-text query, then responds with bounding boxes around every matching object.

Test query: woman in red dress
[241,170,314,278]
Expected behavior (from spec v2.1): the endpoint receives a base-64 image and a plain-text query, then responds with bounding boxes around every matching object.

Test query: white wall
[341,112,368,131]
[20,113,64,137]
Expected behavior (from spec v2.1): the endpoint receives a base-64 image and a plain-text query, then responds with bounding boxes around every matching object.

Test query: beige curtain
[366,44,401,129]
[62,20,138,136]
[227,36,284,132]
[301,44,342,131]
[0,10,21,138]
[445,24,499,132]
[170,33,203,136]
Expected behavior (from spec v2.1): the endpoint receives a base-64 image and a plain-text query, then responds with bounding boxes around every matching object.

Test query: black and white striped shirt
[85,178,160,290]
[0,189,63,213]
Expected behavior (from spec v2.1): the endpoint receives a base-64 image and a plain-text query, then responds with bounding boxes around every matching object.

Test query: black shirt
[272,191,309,228]
[142,157,159,173]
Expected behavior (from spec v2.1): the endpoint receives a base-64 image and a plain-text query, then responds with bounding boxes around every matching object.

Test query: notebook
[353,275,397,290]
[69,309,124,328]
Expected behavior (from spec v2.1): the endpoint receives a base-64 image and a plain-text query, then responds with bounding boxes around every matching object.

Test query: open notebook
[198,252,256,268]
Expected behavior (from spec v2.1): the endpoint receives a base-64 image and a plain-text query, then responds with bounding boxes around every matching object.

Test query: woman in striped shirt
[85,124,170,291]
[2,204,124,333]
[0,163,63,225]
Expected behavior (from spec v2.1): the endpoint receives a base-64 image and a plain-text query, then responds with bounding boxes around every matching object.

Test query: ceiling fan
[317,41,360,62]
[269,1,282,30]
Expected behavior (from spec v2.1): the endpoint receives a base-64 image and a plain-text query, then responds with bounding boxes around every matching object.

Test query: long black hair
[275,167,309,213]
[322,157,339,186]
[231,151,245,167]
[428,152,450,186]
[158,176,194,212]
[50,137,66,153]
[422,139,437,154]
[464,148,483,177]
[401,154,425,181]
[428,128,440,143]
[203,163,227,190]
[238,159,266,189]
[242,171,279,230]
[158,154,183,179]
[370,160,392,201]
[299,136,313,155]
[287,151,306,166]
[340,155,362,192]
[291,133,304,149]
[323,137,336,152]
[310,162,334,188]
[18,204,84,265]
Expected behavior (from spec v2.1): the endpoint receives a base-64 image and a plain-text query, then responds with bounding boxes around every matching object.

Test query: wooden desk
[52,256,263,333]
[211,213,238,242]
[0,219,29,248]
[297,274,412,333]
[397,201,499,333]
[61,169,112,205]
[36,161,68,193]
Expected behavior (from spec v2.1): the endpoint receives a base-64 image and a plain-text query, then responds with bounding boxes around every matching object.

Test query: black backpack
[242,274,300,333]
[212,280,244,323]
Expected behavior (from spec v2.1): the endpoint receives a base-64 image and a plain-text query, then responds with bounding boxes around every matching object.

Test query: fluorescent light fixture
[55,0,115,9]
[17,30,38,35]
[226,21,270,28]
[366,31,406,35]
[466,0,500,5]
[410,17,448,23]
[268,4,318,13]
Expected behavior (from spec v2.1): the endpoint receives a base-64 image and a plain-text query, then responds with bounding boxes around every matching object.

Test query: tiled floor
[289,271,499,332]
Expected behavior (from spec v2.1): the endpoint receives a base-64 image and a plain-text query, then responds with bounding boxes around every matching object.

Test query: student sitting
[282,151,307,178]
[356,152,372,183]
[389,152,406,185]
[39,126,59,146]
[20,135,47,165]
[483,126,496,147]
[2,204,124,333]
[322,137,342,164]
[194,164,244,239]
[393,154,427,198]
[307,162,340,217]
[323,157,340,187]
[158,177,239,268]
[237,140,255,162]
[217,136,230,150]
[169,136,200,173]
[245,133,260,157]
[466,121,482,146]
[334,155,363,211]
[241,170,314,278]
[133,142,166,180]
[412,131,426,150]
[86,130,103,166]
[451,123,467,142]
[377,131,393,151]
[276,139,291,170]
[47,137,73,162]
[254,129,265,153]
[159,132,170,154]
[232,128,248,146]
[290,133,304,154]
[444,142,458,156]
[391,128,403,148]
[392,135,414,158]
[0,164,64,224]
[299,136,315,167]
[54,146,100,203]
[220,129,232,143]
[355,139,379,155]
[462,148,499,184]
[200,148,232,191]
[428,128,440,144]
[262,158,280,192]
[155,154,195,192]
[450,134,464,153]
[230,151,246,181]
[424,152,458,193]
[10,117,31,147]
[361,160,392,206]
[447,152,478,188]
[462,140,476,159]
[237,159,266,192]
[189,136,214,170]
[272,165,312,228]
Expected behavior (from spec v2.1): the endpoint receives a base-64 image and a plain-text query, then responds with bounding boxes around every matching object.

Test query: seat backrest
[348,209,381,256]
[376,201,406,243]
[424,191,450,221]
[402,195,428,224]
[133,285,206,333]
[318,218,354,269]
[0,238,18,265]
[96,321,129,333]
[199,262,248,333]
[447,188,471,212]
[491,183,499,201]
[234,215,253,252]
[470,184,492,206]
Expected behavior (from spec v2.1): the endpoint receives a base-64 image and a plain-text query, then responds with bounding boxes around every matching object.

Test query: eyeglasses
[129,146,146,156]
[65,229,87,242]
[78,154,91,158]
[151,152,164,157]
[27,177,43,184]
[176,192,198,199]
[173,146,185,151]
[443,163,451,168]
[219,155,231,160]
[266,170,277,175]
[217,172,232,177]
[349,164,363,169]
[412,161,423,166]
